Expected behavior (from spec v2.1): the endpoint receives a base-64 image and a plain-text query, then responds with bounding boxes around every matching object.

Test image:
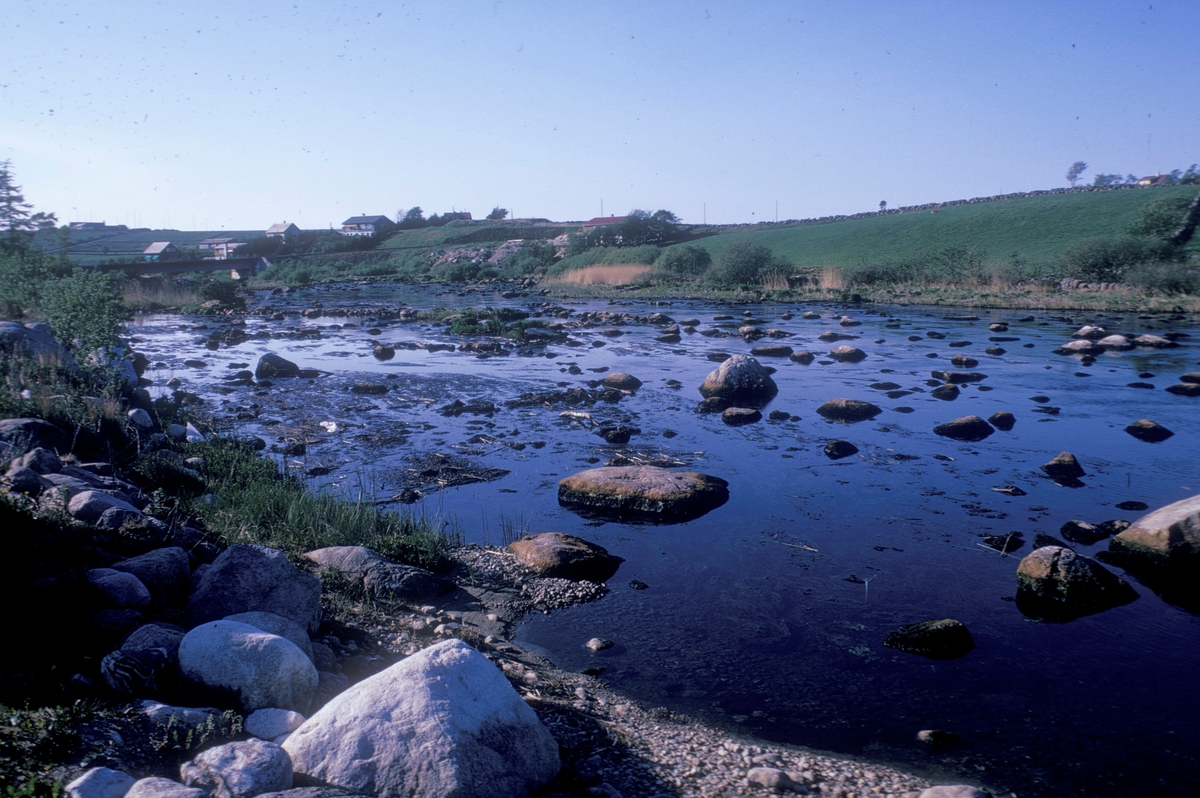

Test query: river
[129,282,1200,797]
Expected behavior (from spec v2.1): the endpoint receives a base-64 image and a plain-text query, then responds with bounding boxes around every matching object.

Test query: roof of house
[582,215,628,227]
[342,215,393,225]
[266,222,299,234]
[143,242,177,255]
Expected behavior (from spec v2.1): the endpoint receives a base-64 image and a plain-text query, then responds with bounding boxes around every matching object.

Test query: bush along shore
[0,324,1006,796]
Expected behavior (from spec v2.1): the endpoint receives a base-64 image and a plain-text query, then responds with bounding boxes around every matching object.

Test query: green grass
[374,220,575,252]
[182,437,457,572]
[676,186,1200,271]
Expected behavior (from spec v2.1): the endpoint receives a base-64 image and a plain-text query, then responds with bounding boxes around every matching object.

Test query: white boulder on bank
[178,621,318,712]
[284,639,560,798]
[180,739,293,798]
[65,767,135,798]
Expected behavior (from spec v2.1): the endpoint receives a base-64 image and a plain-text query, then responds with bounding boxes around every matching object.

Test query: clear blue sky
[2,0,1196,230]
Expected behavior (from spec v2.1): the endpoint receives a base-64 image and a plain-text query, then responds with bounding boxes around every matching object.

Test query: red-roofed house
[580,215,628,233]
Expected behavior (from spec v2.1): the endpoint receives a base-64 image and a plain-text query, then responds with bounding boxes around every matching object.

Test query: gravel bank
[329,545,990,798]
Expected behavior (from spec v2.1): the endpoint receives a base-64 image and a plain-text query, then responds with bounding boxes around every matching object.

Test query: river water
[129,283,1200,797]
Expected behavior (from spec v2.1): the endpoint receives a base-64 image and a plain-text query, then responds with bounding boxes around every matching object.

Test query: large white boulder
[180,739,293,798]
[178,621,317,712]
[66,767,135,798]
[226,611,314,662]
[1110,493,1200,565]
[284,639,559,798]
[124,778,207,798]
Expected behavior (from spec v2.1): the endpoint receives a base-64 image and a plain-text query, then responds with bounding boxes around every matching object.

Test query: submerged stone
[883,619,975,659]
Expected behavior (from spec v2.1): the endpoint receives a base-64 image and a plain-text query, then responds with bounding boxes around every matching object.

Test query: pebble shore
[336,545,988,798]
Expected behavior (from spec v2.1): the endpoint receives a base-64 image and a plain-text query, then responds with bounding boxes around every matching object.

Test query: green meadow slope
[680,186,1200,269]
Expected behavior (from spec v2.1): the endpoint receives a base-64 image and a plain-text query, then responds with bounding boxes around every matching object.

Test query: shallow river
[129,283,1200,797]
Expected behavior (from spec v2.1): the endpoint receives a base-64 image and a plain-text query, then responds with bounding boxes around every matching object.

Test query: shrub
[39,269,124,354]
[0,251,48,318]
[498,242,557,279]
[841,260,915,286]
[706,242,788,286]
[1127,196,1194,240]
[656,245,711,277]
[1124,261,1200,294]
[198,278,242,306]
[1060,237,1180,282]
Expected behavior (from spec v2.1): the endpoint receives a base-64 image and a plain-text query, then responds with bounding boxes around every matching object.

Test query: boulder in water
[558,466,729,522]
[816,398,882,423]
[698,355,778,405]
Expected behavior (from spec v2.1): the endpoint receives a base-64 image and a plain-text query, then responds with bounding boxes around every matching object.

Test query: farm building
[340,215,396,237]
[580,215,628,233]
[143,242,180,261]
[266,222,301,242]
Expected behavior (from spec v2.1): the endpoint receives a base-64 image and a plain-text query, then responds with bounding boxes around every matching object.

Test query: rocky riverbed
[6,280,1200,797]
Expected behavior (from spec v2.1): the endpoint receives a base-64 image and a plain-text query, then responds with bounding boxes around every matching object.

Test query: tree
[879,200,887,212]
[1066,161,1088,188]
[398,206,427,230]
[487,206,509,221]
[1092,173,1125,187]
[0,160,57,253]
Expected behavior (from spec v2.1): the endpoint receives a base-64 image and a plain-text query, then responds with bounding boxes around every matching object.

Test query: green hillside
[374,219,575,252]
[680,185,1199,269]
[34,228,266,267]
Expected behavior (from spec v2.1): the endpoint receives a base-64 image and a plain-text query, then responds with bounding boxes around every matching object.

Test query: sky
[1,0,1197,230]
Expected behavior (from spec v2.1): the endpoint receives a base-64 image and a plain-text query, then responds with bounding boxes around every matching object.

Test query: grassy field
[33,228,266,267]
[675,185,1200,270]
[373,219,574,252]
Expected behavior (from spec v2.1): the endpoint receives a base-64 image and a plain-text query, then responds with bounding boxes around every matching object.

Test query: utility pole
[775,201,778,223]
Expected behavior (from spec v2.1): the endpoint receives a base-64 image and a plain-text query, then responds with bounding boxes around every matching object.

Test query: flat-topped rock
[558,466,729,521]
[933,415,995,442]
[1132,334,1177,348]
[507,532,623,582]
[749,344,793,357]
[930,370,987,384]
[1109,493,1200,566]
[815,398,882,423]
